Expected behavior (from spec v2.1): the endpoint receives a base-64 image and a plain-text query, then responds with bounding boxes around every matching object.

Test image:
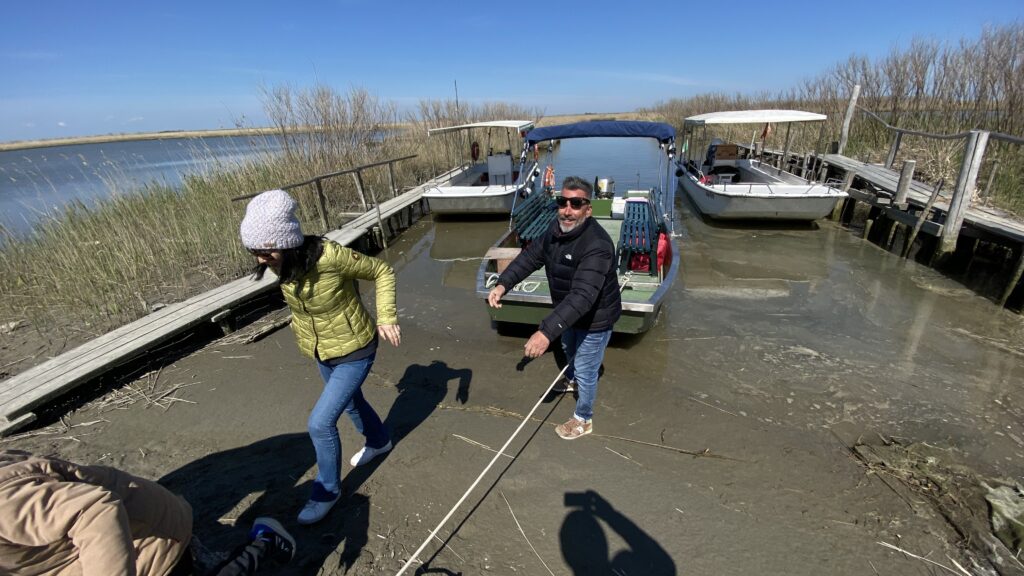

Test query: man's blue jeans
[560,328,613,422]
[309,353,390,494]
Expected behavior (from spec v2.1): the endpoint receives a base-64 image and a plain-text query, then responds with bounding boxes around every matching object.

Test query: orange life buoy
[471,141,480,161]
[543,165,555,189]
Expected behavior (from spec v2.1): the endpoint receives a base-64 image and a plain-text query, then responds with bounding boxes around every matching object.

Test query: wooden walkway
[0,172,453,437]
[821,154,1024,244]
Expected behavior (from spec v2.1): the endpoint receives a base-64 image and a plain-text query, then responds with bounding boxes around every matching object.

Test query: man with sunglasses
[488,176,621,440]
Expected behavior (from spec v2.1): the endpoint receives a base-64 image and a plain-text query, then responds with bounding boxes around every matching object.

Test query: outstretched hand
[487,285,506,308]
[378,324,401,347]
[524,331,550,358]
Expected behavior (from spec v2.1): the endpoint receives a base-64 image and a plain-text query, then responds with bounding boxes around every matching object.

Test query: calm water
[418,134,1024,482]
[0,135,282,235]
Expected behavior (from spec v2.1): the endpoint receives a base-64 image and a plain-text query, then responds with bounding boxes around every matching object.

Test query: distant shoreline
[0,112,652,153]
[0,127,284,152]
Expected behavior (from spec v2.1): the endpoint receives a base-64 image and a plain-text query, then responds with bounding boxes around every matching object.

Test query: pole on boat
[780,123,793,175]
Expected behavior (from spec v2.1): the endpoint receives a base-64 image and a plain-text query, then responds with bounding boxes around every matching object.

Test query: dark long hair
[251,235,325,284]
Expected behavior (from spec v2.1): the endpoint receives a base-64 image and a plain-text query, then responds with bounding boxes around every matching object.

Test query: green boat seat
[618,199,659,275]
[512,191,557,243]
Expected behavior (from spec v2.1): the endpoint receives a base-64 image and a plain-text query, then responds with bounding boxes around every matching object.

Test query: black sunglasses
[248,248,276,257]
[555,196,591,209]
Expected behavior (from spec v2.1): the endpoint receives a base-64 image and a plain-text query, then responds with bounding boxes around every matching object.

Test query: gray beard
[559,219,580,233]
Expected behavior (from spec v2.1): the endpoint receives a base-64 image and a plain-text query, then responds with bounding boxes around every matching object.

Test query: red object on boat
[657,232,672,274]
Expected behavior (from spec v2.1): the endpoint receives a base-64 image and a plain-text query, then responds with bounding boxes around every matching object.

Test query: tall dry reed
[648,23,1024,214]
[0,87,540,343]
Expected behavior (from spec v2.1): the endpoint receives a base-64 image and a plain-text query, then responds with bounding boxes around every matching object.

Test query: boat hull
[679,171,843,221]
[424,186,523,215]
[484,298,662,334]
[475,224,679,335]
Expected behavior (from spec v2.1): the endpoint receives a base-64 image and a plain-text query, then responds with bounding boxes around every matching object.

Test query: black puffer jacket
[498,217,621,340]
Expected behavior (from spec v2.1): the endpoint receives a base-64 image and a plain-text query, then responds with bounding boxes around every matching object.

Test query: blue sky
[2,0,1022,142]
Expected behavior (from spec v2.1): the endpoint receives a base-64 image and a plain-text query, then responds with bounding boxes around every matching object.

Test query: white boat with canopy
[677,109,847,220]
[423,120,540,215]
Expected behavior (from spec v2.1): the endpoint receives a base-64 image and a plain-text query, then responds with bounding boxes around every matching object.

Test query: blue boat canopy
[526,120,675,145]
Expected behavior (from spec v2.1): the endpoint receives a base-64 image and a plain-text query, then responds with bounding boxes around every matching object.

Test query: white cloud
[24,122,35,128]
[56,121,66,127]
[126,117,145,123]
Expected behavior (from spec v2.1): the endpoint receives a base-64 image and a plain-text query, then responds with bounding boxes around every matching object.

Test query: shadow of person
[386,359,471,441]
[159,433,366,576]
[561,490,677,576]
[340,359,472,498]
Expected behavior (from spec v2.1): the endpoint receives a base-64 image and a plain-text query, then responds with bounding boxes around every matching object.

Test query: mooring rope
[485,272,540,293]
[394,361,572,575]
[395,273,634,575]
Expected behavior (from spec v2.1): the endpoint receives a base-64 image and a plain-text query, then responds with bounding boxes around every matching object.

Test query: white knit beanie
[239,189,304,250]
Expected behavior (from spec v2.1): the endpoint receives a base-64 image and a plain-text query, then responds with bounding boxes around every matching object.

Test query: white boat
[423,120,540,215]
[475,120,681,334]
[677,110,847,220]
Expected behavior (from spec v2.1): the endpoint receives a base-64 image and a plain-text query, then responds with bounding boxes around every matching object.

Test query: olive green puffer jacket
[281,240,397,360]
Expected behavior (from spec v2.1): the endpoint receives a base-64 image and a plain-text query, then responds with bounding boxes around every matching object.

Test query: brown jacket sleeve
[0,473,136,575]
[0,451,192,576]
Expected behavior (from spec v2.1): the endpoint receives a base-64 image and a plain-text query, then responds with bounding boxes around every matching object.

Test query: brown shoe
[555,417,592,440]
[551,376,576,393]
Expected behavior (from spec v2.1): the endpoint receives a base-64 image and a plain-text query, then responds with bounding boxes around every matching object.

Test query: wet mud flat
[4,208,1024,575]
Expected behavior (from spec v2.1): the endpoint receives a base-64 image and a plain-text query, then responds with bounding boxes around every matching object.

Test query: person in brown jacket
[0,450,295,576]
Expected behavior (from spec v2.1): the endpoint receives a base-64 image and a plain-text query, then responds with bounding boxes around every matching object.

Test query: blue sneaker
[249,517,296,563]
[297,481,340,525]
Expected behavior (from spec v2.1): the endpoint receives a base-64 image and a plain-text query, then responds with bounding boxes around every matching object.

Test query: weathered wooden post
[831,170,856,221]
[940,130,989,256]
[982,159,1000,206]
[387,162,398,198]
[884,131,903,169]
[837,84,861,156]
[313,179,331,232]
[1001,248,1024,307]
[894,160,915,210]
[351,171,369,211]
[903,179,945,259]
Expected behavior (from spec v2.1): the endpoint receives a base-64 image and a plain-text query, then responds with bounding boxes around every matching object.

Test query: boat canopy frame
[526,120,675,145]
[681,110,829,178]
[684,110,826,126]
[520,120,678,235]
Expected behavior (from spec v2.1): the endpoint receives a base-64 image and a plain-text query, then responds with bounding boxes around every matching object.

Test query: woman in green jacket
[240,189,400,525]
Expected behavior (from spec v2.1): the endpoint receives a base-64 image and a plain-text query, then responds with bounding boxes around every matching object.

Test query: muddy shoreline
[3,211,1024,575]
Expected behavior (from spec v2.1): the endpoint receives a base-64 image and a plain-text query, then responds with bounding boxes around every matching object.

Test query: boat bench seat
[512,191,557,242]
[618,199,659,275]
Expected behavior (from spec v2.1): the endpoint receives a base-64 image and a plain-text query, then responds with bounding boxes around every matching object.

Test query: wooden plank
[0,173,447,436]
[882,206,943,237]
[0,278,269,406]
[485,248,522,262]
[823,153,1024,243]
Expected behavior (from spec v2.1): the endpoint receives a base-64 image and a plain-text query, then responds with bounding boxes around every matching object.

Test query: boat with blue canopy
[475,120,680,334]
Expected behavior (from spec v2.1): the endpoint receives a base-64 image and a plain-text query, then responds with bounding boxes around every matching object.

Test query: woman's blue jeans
[559,328,613,422]
[309,353,390,494]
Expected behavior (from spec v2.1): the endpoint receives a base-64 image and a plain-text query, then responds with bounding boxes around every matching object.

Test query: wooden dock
[0,168,459,437]
[820,154,1024,244]
[745,139,1024,308]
